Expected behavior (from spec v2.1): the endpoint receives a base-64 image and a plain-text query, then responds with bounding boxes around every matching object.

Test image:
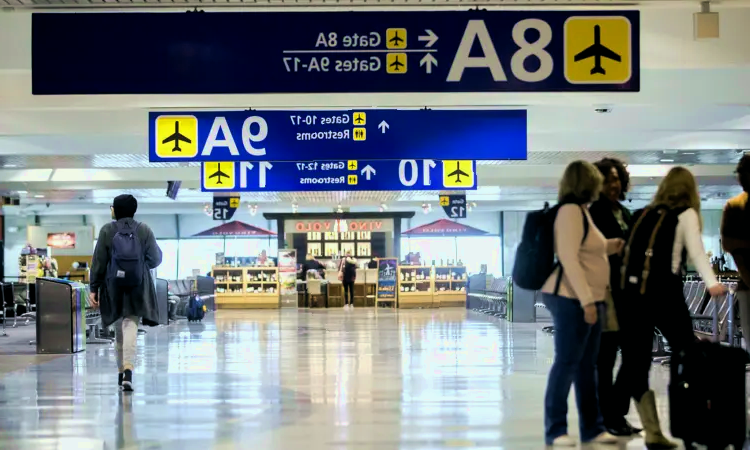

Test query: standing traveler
[89,195,163,392]
[541,160,623,447]
[618,167,725,449]
[339,251,357,308]
[721,153,750,348]
[589,158,641,436]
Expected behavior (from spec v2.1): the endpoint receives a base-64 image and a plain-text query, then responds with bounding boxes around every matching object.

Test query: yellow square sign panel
[564,16,632,84]
[155,115,198,158]
[347,160,358,171]
[352,112,366,126]
[439,196,450,207]
[442,160,475,189]
[353,128,366,141]
[385,28,407,49]
[229,197,240,208]
[347,174,358,185]
[386,53,407,74]
[203,162,235,190]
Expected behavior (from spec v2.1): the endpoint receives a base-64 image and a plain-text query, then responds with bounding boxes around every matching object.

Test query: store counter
[212,265,279,309]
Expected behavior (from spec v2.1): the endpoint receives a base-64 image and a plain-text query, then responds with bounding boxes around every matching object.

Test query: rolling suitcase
[186,296,206,323]
[668,301,750,450]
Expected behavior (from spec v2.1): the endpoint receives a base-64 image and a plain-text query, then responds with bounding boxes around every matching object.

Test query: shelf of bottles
[433,265,467,307]
[212,265,280,308]
[306,230,372,259]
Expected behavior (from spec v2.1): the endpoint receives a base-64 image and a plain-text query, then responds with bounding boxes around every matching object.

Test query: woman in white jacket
[618,167,725,449]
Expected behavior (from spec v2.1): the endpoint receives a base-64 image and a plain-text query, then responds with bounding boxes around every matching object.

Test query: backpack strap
[554,205,590,295]
[620,207,651,290]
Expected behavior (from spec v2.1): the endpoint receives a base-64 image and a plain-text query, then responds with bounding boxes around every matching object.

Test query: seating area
[468,275,509,319]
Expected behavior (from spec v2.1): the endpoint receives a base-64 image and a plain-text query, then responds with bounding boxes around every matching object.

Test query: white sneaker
[551,435,576,447]
[590,431,619,444]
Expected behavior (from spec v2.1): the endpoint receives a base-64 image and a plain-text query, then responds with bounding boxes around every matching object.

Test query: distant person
[541,160,622,447]
[722,153,750,348]
[618,167,724,449]
[302,253,325,280]
[339,251,357,308]
[89,194,163,392]
[588,158,640,437]
[367,258,378,269]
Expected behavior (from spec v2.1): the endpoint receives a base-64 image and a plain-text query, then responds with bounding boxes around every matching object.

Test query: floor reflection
[0,309,679,449]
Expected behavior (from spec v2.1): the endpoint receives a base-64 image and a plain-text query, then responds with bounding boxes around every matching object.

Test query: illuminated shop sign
[294,220,383,233]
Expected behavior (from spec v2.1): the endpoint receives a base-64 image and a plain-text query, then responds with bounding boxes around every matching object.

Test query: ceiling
[0,4,748,216]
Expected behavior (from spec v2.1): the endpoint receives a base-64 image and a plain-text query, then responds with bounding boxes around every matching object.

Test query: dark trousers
[618,275,695,401]
[543,293,607,445]
[596,330,630,426]
[342,281,354,305]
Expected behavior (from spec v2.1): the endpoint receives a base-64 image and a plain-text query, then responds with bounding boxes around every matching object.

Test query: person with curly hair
[588,158,641,437]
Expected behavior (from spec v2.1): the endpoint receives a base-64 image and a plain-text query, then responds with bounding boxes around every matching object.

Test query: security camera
[594,107,613,114]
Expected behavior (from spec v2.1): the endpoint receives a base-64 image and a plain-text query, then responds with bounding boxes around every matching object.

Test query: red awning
[402,219,488,237]
[193,221,277,237]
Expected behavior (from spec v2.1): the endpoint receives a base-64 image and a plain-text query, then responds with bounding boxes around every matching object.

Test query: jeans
[115,316,139,372]
[342,281,354,305]
[543,294,606,444]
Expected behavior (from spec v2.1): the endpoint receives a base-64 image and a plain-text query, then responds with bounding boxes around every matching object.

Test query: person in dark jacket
[589,158,641,437]
[302,253,325,280]
[89,194,162,392]
[339,251,357,308]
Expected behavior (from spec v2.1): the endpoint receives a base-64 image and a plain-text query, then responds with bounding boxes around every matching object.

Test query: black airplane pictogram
[349,161,357,169]
[448,162,469,183]
[389,31,404,46]
[573,25,621,75]
[389,56,405,71]
[161,121,192,152]
[209,163,230,185]
[354,114,364,124]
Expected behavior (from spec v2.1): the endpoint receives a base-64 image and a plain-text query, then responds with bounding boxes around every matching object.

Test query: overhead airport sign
[149,110,526,162]
[440,194,468,219]
[212,195,240,221]
[201,160,477,192]
[32,11,639,95]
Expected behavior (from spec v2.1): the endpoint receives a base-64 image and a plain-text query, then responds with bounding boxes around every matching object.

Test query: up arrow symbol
[418,29,438,47]
[361,165,376,180]
[378,121,390,134]
[420,54,437,74]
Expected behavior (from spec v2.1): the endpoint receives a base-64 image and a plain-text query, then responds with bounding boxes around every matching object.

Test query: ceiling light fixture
[34,195,45,198]
[660,159,675,163]
[17,190,27,194]
[203,203,213,217]
[3,164,17,168]
[291,202,299,213]
[249,204,259,216]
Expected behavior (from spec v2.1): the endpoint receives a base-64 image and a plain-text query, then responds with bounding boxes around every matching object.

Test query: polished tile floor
[0,309,684,449]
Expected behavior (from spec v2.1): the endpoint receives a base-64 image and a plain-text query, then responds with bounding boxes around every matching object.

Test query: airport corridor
[0,309,675,449]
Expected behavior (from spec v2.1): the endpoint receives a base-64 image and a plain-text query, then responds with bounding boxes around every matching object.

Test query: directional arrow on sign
[418,29,439,47]
[361,165,376,180]
[420,54,438,74]
[378,121,389,134]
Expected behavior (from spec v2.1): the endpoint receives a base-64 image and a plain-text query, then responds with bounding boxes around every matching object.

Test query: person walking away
[339,252,357,308]
[618,167,725,449]
[89,195,163,392]
[541,160,623,447]
[721,153,750,349]
[589,158,641,436]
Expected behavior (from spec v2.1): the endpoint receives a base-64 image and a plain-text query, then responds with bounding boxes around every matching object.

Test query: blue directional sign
[200,160,477,192]
[149,110,526,162]
[32,11,639,95]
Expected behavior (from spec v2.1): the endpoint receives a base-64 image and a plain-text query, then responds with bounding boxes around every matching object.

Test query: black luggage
[669,339,749,449]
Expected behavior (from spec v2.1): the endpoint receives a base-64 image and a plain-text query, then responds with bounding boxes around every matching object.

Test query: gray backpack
[108,221,144,288]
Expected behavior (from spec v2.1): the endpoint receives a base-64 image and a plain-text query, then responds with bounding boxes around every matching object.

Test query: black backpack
[620,205,687,295]
[107,221,145,288]
[513,202,588,292]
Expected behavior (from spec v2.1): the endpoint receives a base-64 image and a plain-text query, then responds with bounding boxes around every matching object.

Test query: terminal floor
[0,308,690,449]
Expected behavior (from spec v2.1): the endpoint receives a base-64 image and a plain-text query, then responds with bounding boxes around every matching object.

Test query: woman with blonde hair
[542,160,624,447]
[618,166,725,449]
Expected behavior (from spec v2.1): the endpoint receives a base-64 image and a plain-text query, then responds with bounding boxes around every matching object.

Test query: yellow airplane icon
[203,162,236,190]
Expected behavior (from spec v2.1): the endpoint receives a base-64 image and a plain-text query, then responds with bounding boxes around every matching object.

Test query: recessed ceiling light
[660,159,675,163]
[3,164,17,168]
[17,190,27,194]
[34,194,45,198]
